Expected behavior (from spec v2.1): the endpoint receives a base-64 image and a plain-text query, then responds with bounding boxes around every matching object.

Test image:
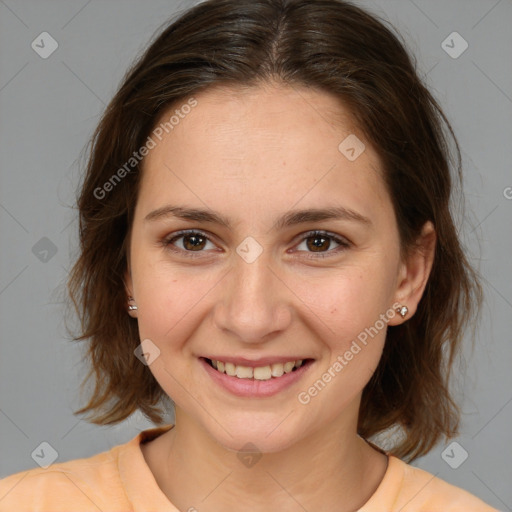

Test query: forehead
[137,83,391,226]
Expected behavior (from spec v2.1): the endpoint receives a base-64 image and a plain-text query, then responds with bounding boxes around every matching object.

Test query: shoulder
[0,426,174,512]
[0,443,127,511]
[391,456,499,511]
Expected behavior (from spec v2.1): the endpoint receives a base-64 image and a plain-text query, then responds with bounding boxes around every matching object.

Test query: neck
[142,404,388,512]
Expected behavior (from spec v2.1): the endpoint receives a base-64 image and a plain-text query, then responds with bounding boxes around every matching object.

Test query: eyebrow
[144,205,372,229]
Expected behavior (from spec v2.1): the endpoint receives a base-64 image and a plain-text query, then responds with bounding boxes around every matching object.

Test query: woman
[0,0,499,510]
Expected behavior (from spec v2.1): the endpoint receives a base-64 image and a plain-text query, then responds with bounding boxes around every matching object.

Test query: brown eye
[306,234,332,252]
[182,233,207,251]
[163,230,216,255]
[295,231,350,258]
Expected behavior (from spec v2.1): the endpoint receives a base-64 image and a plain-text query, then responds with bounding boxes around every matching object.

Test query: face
[125,82,424,453]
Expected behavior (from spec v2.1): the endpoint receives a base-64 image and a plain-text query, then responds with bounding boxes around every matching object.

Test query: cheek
[289,262,396,396]
[136,274,213,346]
[293,269,392,409]
[132,269,217,396]
[291,264,393,340]
[130,245,219,350]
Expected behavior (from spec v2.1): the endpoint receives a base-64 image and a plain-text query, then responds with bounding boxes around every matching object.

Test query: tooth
[213,359,303,379]
[253,365,272,380]
[270,363,284,377]
[236,365,253,379]
[224,362,236,376]
[283,361,295,373]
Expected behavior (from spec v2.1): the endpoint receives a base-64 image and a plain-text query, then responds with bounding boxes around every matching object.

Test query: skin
[124,81,436,512]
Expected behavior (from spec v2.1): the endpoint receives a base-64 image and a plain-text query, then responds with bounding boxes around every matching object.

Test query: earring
[396,305,408,318]
[128,296,138,311]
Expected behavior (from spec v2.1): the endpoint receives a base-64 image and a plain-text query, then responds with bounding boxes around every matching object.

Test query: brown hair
[68,0,481,461]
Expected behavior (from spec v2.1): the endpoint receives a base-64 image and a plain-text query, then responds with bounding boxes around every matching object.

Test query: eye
[162,230,217,257]
[294,230,350,258]
[162,229,351,260]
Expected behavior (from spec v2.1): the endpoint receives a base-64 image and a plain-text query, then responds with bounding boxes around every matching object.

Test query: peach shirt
[0,425,499,511]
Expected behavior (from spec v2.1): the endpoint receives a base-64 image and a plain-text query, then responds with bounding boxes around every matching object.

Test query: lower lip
[200,358,314,398]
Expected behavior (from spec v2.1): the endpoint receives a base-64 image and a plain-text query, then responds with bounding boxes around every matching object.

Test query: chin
[202,413,307,455]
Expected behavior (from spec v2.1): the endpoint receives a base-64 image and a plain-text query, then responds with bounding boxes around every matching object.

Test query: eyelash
[161,229,351,260]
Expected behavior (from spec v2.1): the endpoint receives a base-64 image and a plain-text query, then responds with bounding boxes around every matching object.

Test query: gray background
[0,0,511,509]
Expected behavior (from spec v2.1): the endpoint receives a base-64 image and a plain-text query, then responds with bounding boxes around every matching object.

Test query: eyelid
[162,228,351,258]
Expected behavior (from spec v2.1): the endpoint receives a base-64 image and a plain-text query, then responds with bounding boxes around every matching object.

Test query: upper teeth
[211,359,304,380]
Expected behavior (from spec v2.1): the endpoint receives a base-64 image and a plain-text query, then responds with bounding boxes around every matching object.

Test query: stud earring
[128,296,138,311]
[396,305,408,318]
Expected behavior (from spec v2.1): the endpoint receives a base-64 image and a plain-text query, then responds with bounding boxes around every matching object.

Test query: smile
[206,358,306,380]
[200,357,315,398]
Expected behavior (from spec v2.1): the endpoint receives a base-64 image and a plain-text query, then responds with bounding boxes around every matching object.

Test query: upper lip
[202,356,311,367]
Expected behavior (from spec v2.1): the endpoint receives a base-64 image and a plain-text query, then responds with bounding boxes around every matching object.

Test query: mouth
[203,357,311,380]
[199,356,314,397]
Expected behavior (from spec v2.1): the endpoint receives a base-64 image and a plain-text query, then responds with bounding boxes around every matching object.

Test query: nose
[212,246,292,344]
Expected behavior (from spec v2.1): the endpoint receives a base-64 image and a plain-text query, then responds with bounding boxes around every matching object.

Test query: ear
[387,221,436,326]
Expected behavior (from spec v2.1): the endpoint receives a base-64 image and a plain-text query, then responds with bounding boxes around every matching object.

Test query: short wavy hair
[68,0,482,461]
